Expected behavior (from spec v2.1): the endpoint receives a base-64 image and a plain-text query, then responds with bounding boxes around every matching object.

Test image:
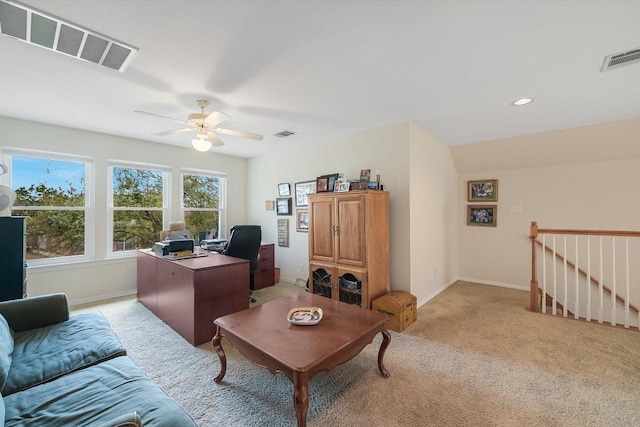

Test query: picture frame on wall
[467,204,497,227]
[468,179,498,202]
[296,209,309,232]
[276,197,292,215]
[295,181,316,207]
[278,219,289,247]
[278,183,291,197]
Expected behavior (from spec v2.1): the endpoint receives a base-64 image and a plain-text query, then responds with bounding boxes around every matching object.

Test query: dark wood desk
[212,293,391,426]
[137,249,250,346]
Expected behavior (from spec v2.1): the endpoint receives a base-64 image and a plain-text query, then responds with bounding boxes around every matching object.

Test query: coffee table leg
[293,372,309,427]
[378,329,391,378]
[211,326,227,383]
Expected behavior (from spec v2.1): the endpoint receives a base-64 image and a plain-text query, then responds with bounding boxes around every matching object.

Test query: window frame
[1,147,95,266]
[107,160,171,258]
[180,167,227,239]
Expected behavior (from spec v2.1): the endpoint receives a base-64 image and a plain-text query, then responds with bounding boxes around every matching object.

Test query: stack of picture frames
[467,179,498,227]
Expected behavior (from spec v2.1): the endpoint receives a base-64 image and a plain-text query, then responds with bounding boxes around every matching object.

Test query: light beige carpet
[73,281,640,426]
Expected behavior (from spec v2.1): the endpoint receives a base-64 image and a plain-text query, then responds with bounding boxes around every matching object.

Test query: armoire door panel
[336,196,366,266]
[309,198,334,261]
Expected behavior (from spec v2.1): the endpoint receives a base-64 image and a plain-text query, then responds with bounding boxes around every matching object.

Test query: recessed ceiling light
[511,98,534,106]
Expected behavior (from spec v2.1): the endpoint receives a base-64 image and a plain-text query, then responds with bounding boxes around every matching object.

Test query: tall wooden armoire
[307,190,389,309]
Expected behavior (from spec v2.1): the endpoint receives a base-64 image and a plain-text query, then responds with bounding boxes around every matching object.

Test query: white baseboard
[416,278,457,308]
[457,277,529,292]
[69,289,137,308]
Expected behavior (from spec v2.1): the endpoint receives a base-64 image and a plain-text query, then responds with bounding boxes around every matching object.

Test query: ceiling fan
[134,100,263,151]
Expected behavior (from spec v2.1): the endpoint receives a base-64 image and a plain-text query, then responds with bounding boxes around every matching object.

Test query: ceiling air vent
[600,47,640,72]
[0,0,138,72]
[274,130,296,138]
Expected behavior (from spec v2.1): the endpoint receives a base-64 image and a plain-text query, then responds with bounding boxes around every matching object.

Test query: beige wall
[0,116,247,305]
[456,124,640,289]
[409,124,459,304]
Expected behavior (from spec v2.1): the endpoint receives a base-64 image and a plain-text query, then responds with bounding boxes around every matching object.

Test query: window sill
[27,255,136,273]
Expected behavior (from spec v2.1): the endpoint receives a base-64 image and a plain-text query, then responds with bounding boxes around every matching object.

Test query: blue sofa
[0,293,197,427]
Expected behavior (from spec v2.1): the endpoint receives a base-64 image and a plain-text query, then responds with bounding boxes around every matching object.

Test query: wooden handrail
[534,239,639,314]
[533,227,640,238]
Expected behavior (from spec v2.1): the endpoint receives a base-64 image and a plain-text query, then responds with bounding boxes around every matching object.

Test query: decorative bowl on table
[287,307,323,326]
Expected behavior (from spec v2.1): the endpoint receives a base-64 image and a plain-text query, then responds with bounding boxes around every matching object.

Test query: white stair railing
[529,222,640,329]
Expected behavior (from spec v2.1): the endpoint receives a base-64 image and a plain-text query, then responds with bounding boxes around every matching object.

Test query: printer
[154,238,194,256]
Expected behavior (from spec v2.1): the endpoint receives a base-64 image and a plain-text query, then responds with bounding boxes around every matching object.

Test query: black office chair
[221,225,262,303]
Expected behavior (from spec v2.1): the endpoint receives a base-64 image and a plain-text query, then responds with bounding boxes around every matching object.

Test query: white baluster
[624,237,629,328]
[599,236,603,324]
[586,236,591,322]
[563,235,568,317]
[542,234,546,314]
[552,235,557,316]
[574,235,579,319]
[612,237,617,327]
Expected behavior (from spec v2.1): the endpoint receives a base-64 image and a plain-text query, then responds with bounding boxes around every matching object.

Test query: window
[181,169,225,241]
[2,149,93,264]
[108,162,169,255]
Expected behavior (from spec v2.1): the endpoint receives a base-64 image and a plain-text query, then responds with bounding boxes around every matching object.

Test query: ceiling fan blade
[207,132,225,147]
[204,111,231,127]
[134,110,191,126]
[152,127,195,136]
[215,128,263,141]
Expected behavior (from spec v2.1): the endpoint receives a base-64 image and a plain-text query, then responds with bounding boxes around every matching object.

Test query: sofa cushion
[4,356,197,427]
[96,411,142,427]
[0,394,5,427]
[2,311,126,396]
[0,314,14,392]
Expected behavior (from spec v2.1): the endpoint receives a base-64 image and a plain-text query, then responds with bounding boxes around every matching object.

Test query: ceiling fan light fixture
[191,137,212,152]
[511,98,534,106]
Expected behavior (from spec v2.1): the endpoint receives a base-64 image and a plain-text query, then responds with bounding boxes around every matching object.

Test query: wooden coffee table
[211,292,391,427]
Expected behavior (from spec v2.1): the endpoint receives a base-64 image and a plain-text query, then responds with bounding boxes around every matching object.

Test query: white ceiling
[1,0,639,158]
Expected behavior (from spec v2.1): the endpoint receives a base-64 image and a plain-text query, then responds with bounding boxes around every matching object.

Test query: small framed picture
[278,219,289,247]
[359,169,371,183]
[468,179,498,202]
[278,183,291,197]
[296,209,309,232]
[316,176,329,192]
[276,197,292,215]
[295,181,316,207]
[325,173,339,192]
[265,200,275,211]
[366,181,379,190]
[334,178,350,192]
[467,205,497,227]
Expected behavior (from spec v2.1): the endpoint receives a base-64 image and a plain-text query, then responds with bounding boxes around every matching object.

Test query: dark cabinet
[252,244,275,290]
[0,217,27,301]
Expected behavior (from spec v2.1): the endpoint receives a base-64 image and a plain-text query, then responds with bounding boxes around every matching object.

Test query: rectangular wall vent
[274,130,296,138]
[600,47,640,72]
[0,0,138,72]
